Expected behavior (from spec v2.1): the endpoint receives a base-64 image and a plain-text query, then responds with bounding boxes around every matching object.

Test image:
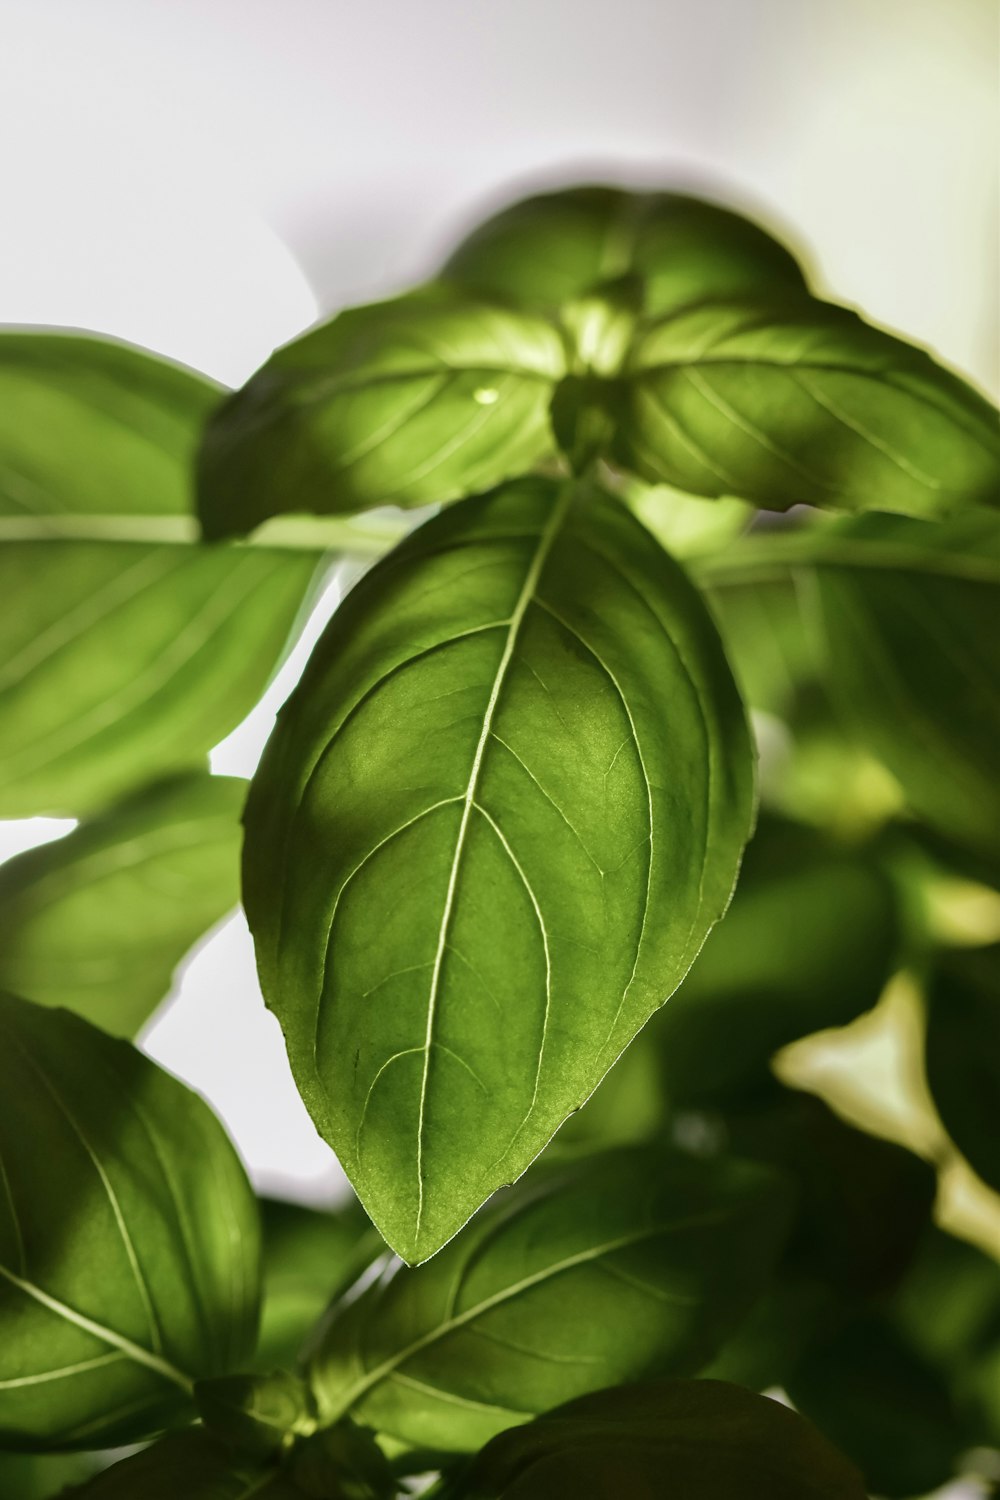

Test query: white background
[0,7,998,1485]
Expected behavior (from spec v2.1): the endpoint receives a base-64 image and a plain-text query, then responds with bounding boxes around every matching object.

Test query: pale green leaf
[618,297,1000,518]
[197,288,566,540]
[243,477,754,1262]
[441,1378,866,1500]
[926,944,1000,1196]
[0,992,260,1451]
[0,330,322,818]
[440,184,808,318]
[310,1148,791,1454]
[0,773,245,1037]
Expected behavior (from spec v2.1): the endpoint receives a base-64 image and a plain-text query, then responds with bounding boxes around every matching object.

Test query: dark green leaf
[787,1315,967,1498]
[197,288,566,541]
[617,297,1000,518]
[926,944,1000,1194]
[309,1147,791,1454]
[67,1431,304,1498]
[440,1378,866,1499]
[699,509,1000,858]
[0,773,245,1037]
[440,184,808,318]
[726,1087,936,1299]
[243,477,753,1262]
[0,330,321,818]
[257,1198,384,1371]
[0,992,260,1450]
[0,1450,98,1498]
[195,1369,315,1459]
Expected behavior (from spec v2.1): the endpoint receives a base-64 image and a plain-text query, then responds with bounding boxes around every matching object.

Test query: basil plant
[1,183,998,1500]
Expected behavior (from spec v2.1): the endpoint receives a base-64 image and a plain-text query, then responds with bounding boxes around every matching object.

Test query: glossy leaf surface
[0,993,260,1450]
[310,1148,791,1453]
[926,944,1000,1195]
[0,330,320,818]
[441,184,808,317]
[257,1198,385,1370]
[69,1431,304,1498]
[617,297,1000,519]
[244,477,754,1262]
[198,289,565,540]
[442,1379,866,1500]
[0,773,244,1036]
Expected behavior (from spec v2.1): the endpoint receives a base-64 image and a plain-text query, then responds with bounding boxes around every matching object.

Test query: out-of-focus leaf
[243,477,753,1263]
[725,1086,936,1299]
[309,1147,791,1455]
[926,944,1000,1195]
[195,1369,315,1459]
[564,816,899,1144]
[0,1450,98,1498]
[257,1198,385,1371]
[617,298,1000,519]
[700,510,1000,859]
[0,992,260,1451]
[701,1277,836,1394]
[0,773,244,1036]
[440,184,808,317]
[67,1431,304,1498]
[787,1315,968,1499]
[621,478,751,559]
[0,330,321,818]
[197,288,566,540]
[438,1378,866,1499]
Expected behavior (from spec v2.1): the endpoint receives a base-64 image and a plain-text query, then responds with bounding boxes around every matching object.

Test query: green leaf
[439,1378,866,1500]
[257,1198,385,1371]
[653,815,899,1107]
[243,476,754,1262]
[726,1086,936,1299]
[0,773,245,1037]
[617,297,1000,518]
[440,185,808,318]
[699,509,1000,857]
[0,992,260,1451]
[0,329,221,522]
[787,1315,968,1498]
[68,1431,305,1498]
[926,944,1000,1195]
[0,330,322,818]
[0,1450,98,1498]
[195,1369,315,1459]
[309,1147,791,1454]
[197,288,566,541]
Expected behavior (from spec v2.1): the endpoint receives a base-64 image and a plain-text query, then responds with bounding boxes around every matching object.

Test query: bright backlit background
[0,12,997,1472]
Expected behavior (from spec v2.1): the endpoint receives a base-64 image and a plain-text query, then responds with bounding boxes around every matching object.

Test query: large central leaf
[244,478,754,1262]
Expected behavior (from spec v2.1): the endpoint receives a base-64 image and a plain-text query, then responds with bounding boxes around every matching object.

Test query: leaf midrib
[412,483,574,1247]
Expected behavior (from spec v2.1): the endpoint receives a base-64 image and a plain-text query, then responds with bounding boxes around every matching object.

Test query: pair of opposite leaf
[195,184,1000,1264]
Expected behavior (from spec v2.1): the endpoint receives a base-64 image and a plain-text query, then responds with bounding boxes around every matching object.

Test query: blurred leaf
[617,298,1000,519]
[198,288,565,540]
[0,773,244,1036]
[67,1431,304,1498]
[0,1450,98,1498]
[243,477,753,1263]
[725,1086,936,1299]
[701,1277,836,1393]
[926,944,1000,1195]
[565,816,899,1144]
[195,1369,315,1459]
[309,1147,791,1455]
[0,330,321,818]
[440,184,808,317]
[0,992,260,1451]
[438,1378,866,1499]
[701,510,1000,859]
[787,1315,967,1498]
[257,1198,385,1371]
[621,478,752,560]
